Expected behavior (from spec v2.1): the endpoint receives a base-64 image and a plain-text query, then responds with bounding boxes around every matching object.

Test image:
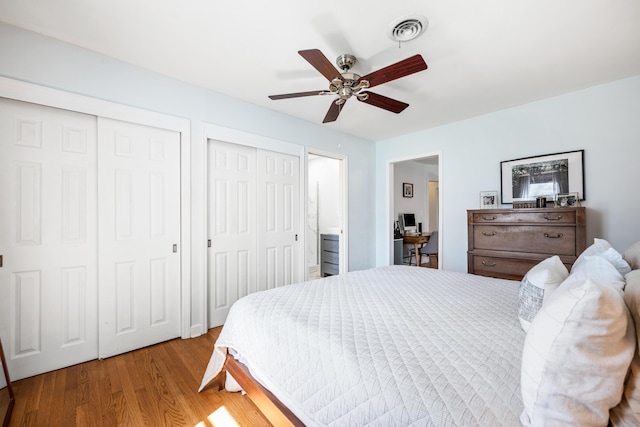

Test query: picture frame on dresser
[479,191,499,209]
[500,150,585,204]
[555,192,580,207]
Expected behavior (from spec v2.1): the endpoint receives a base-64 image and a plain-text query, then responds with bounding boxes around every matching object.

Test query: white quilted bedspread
[200,266,525,426]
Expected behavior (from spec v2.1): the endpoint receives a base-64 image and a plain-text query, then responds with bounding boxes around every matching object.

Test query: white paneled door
[97,117,181,359]
[207,140,257,327]
[0,99,98,380]
[257,149,301,291]
[207,141,301,327]
[0,101,182,378]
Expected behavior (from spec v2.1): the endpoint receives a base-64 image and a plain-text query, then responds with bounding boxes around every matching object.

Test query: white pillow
[562,254,625,292]
[518,256,569,332]
[624,240,640,270]
[574,238,632,276]
[610,269,640,426]
[520,279,635,426]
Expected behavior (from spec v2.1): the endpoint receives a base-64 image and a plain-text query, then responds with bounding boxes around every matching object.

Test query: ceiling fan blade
[298,49,344,82]
[269,90,331,100]
[358,91,409,114]
[323,100,345,123]
[359,54,427,88]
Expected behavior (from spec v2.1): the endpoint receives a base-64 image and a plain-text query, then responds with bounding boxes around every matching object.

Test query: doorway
[306,152,347,279]
[389,154,441,267]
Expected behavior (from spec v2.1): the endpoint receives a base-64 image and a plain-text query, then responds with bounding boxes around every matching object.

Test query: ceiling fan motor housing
[336,54,356,71]
[330,72,369,101]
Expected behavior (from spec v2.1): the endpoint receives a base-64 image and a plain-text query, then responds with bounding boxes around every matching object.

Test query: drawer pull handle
[544,215,563,221]
[544,232,564,239]
[482,260,497,267]
[482,231,497,236]
[482,216,497,221]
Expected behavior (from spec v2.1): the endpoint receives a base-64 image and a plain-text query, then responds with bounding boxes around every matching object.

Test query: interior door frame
[305,148,349,277]
[201,123,305,331]
[386,151,443,267]
[0,76,192,339]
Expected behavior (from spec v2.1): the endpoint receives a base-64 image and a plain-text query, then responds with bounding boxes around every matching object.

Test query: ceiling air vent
[388,15,429,43]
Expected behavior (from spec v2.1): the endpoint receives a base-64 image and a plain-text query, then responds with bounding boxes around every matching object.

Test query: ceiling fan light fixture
[388,15,428,42]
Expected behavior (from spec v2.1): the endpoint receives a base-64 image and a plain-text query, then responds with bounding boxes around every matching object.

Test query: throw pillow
[520,279,635,426]
[562,254,625,292]
[624,240,640,270]
[518,256,568,332]
[610,269,640,426]
[574,238,631,276]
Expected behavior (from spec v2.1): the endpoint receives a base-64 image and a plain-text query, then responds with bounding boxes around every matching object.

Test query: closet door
[207,142,302,326]
[97,117,181,358]
[0,99,98,380]
[257,150,301,291]
[207,140,257,327]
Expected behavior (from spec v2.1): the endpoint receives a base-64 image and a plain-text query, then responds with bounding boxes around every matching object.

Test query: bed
[200,266,525,425]
[199,239,640,426]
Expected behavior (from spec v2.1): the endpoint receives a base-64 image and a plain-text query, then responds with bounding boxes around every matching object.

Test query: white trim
[0,76,193,339]
[386,151,443,268]
[0,77,189,131]
[305,147,349,276]
[203,123,303,157]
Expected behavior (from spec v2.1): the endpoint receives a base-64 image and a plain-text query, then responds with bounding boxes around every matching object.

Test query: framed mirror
[0,339,14,427]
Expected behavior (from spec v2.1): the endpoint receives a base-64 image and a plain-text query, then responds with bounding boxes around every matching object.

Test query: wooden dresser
[467,207,586,280]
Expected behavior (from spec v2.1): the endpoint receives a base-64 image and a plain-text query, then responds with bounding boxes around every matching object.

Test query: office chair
[410,230,438,267]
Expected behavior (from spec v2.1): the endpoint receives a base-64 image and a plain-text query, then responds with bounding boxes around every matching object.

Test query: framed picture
[555,192,580,207]
[403,182,413,198]
[500,150,584,204]
[479,191,498,209]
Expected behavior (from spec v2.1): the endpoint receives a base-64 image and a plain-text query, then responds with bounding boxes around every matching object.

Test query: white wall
[376,75,640,272]
[0,22,377,336]
[310,156,341,234]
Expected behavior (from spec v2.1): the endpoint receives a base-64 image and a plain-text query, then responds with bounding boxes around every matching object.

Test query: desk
[403,234,430,265]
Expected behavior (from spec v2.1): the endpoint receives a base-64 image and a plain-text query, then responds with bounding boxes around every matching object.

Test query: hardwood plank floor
[7,327,272,427]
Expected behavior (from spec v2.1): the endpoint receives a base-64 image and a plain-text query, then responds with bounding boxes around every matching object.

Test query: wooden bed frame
[222,353,304,427]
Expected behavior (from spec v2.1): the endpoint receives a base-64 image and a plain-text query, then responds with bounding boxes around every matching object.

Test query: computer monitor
[400,213,416,234]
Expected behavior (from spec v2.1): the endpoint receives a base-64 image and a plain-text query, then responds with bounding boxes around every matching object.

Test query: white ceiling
[1,0,639,141]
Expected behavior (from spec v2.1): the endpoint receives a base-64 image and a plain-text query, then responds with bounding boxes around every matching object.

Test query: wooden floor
[7,327,271,427]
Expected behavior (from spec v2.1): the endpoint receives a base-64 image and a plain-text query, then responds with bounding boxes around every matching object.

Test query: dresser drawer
[473,225,577,255]
[322,250,339,264]
[472,210,576,224]
[470,255,537,280]
[322,261,339,276]
[322,238,339,252]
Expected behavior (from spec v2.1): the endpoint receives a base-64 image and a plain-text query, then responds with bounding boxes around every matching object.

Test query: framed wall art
[403,182,413,198]
[500,150,584,204]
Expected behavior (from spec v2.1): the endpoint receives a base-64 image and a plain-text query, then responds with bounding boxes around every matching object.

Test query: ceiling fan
[269,49,428,123]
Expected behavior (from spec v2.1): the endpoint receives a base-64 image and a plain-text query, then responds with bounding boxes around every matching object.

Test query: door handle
[173,244,178,253]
